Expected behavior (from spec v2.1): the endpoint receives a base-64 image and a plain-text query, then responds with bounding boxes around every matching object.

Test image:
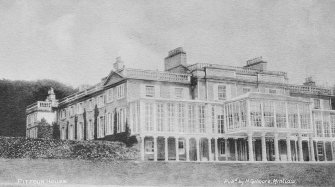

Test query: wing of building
[26,47,335,162]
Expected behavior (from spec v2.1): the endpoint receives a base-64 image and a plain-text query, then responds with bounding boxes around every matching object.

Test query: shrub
[0,136,139,160]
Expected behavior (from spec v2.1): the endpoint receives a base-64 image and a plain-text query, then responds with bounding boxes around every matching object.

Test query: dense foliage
[0,79,76,137]
[0,136,139,160]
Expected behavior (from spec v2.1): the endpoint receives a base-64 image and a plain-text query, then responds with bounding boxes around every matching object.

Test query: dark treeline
[0,79,76,137]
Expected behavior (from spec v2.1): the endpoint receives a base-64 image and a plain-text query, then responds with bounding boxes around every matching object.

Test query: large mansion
[26,47,335,162]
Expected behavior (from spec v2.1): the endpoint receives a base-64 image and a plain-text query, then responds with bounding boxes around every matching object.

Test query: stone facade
[26,48,335,162]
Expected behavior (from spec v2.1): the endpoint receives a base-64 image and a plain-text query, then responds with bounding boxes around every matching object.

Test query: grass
[0,159,334,186]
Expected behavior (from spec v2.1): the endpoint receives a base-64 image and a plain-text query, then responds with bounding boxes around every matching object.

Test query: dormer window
[145,86,155,97]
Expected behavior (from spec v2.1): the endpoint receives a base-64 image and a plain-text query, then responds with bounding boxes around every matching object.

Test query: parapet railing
[26,101,52,113]
[58,84,102,105]
[288,85,333,96]
[187,63,287,76]
[124,68,190,83]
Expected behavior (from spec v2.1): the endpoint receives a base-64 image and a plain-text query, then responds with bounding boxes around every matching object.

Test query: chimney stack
[164,47,187,71]
[244,57,267,71]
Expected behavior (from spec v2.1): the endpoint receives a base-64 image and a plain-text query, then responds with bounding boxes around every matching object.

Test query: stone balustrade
[288,85,333,95]
[124,68,190,83]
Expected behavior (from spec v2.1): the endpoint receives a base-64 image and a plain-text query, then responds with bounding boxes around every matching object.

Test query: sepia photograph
[0,0,335,186]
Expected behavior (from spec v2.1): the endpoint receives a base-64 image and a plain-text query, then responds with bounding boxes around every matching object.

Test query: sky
[0,0,335,88]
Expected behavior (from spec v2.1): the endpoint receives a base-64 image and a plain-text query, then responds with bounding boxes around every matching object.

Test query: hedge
[0,137,139,160]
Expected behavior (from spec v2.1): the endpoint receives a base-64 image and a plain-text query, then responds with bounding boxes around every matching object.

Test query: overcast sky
[1,0,335,87]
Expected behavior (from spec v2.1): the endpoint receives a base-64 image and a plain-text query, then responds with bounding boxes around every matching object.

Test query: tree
[0,79,76,137]
[52,122,60,139]
[37,118,52,139]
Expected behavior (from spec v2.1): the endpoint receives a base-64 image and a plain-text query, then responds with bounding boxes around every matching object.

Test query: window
[178,139,185,154]
[106,113,113,135]
[199,106,205,133]
[178,104,186,132]
[218,85,226,100]
[250,101,262,127]
[226,104,234,129]
[77,103,83,114]
[116,108,126,133]
[324,123,330,137]
[145,103,154,131]
[97,95,104,108]
[269,89,277,94]
[107,88,113,102]
[314,99,320,109]
[167,103,175,132]
[188,105,195,133]
[98,116,105,138]
[299,103,310,129]
[331,114,335,138]
[240,101,247,127]
[276,101,286,128]
[175,88,183,99]
[218,115,224,133]
[157,103,164,132]
[315,112,323,137]
[242,88,251,94]
[263,101,275,127]
[145,140,154,153]
[78,122,83,140]
[88,120,93,140]
[145,86,155,97]
[288,103,298,128]
[117,84,125,99]
[233,102,240,128]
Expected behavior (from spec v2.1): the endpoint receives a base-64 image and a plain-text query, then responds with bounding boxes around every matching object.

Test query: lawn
[0,159,334,186]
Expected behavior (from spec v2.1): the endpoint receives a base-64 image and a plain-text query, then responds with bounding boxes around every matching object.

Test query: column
[185,137,190,161]
[208,138,212,161]
[214,138,218,161]
[298,135,303,162]
[323,141,327,161]
[309,137,315,161]
[196,137,200,161]
[235,138,238,161]
[141,136,145,161]
[175,137,179,161]
[274,133,279,161]
[165,137,168,161]
[225,137,228,161]
[286,136,292,161]
[153,136,158,161]
[261,133,267,161]
[248,133,254,161]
